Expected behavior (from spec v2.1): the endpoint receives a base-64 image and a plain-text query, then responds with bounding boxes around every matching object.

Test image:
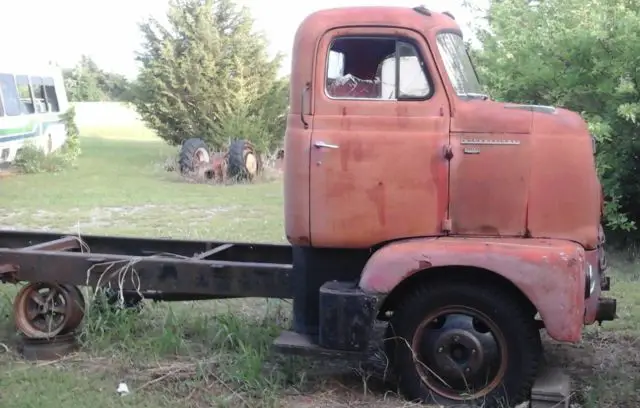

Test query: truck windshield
[436,32,486,99]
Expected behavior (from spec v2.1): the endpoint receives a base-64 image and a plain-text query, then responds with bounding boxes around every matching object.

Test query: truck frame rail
[0,230,293,299]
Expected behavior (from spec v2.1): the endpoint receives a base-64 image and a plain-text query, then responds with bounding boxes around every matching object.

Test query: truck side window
[436,32,483,96]
[325,37,431,100]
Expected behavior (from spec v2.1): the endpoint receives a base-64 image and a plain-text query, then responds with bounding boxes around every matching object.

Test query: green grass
[0,126,284,241]
[0,124,407,408]
[0,122,639,407]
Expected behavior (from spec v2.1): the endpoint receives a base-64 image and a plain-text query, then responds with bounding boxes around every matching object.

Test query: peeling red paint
[359,237,587,343]
[284,7,600,250]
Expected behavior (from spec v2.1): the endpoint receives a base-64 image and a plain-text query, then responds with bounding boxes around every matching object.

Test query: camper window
[30,77,48,113]
[16,75,35,115]
[43,77,60,113]
[0,74,21,116]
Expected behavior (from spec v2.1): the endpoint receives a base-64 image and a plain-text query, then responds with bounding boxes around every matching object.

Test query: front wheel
[386,281,542,407]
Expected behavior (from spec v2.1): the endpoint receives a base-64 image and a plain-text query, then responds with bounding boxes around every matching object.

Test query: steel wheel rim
[193,147,210,169]
[60,285,85,332]
[14,283,73,339]
[410,305,508,401]
[245,151,258,176]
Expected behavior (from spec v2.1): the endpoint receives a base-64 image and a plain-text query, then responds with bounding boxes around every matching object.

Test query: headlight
[585,263,597,298]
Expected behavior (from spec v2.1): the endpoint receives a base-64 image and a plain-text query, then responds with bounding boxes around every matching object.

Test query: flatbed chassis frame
[0,229,573,407]
[0,230,293,300]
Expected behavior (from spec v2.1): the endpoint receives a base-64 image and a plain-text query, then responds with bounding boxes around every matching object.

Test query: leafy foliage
[59,106,82,163]
[63,55,134,102]
[132,0,289,152]
[470,0,640,236]
[13,107,82,174]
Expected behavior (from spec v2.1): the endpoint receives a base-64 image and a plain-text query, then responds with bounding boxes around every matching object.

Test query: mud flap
[318,280,379,352]
[274,280,379,357]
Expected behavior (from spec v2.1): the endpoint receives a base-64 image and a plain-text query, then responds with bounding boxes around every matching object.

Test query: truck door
[309,27,451,248]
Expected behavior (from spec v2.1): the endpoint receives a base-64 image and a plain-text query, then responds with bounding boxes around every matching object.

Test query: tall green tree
[63,56,105,102]
[133,0,288,152]
[470,0,640,236]
[63,55,134,102]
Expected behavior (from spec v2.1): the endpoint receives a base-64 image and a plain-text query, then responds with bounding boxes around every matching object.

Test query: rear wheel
[179,138,210,175]
[227,139,261,181]
[386,281,541,407]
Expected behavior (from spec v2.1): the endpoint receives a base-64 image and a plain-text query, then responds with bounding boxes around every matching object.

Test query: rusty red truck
[0,5,616,408]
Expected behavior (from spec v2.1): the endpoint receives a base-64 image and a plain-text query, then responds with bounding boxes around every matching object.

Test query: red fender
[359,237,587,342]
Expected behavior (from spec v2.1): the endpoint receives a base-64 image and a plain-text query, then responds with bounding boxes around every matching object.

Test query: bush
[470,0,640,235]
[13,106,82,174]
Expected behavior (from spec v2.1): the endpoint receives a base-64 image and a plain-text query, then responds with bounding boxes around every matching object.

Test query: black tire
[386,280,542,407]
[94,288,144,313]
[227,139,261,181]
[107,289,143,309]
[179,138,209,174]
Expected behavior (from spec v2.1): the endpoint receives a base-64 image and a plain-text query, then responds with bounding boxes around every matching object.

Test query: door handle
[300,83,309,130]
[313,141,339,149]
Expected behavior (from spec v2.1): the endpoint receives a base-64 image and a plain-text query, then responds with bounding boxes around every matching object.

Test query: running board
[273,330,367,361]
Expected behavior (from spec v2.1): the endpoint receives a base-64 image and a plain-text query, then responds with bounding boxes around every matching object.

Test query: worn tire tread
[227,139,260,181]
[178,138,208,174]
[387,279,542,407]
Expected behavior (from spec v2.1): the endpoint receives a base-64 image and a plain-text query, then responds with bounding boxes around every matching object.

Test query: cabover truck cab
[277,5,616,407]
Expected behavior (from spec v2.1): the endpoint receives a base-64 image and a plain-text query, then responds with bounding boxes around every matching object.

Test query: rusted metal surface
[17,332,79,361]
[21,236,80,252]
[307,25,450,248]
[410,306,508,401]
[284,6,600,251]
[273,330,367,360]
[0,230,292,263]
[13,282,76,338]
[0,262,18,282]
[203,152,227,183]
[449,106,599,248]
[358,237,587,342]
[583,248,602,324]
[286,8,455,247]
[61,284,86,333]
[195,243,233,259]
[0,247,293,299]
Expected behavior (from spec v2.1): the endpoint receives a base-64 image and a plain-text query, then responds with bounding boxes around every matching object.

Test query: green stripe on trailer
[0,119,64,142]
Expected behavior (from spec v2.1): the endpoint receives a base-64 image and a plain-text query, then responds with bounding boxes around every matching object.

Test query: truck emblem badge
[460,139,521,145]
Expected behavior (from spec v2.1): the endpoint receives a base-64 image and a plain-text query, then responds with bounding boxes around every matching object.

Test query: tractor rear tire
[227,140,261,182]
[386,280,542,407]
[179,138,210,175]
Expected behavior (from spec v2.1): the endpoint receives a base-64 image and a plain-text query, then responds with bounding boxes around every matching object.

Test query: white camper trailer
[0,61,70,164]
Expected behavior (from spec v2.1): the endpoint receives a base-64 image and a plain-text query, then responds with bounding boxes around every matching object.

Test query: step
[531,366,571,408]
[273,330,366,361]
